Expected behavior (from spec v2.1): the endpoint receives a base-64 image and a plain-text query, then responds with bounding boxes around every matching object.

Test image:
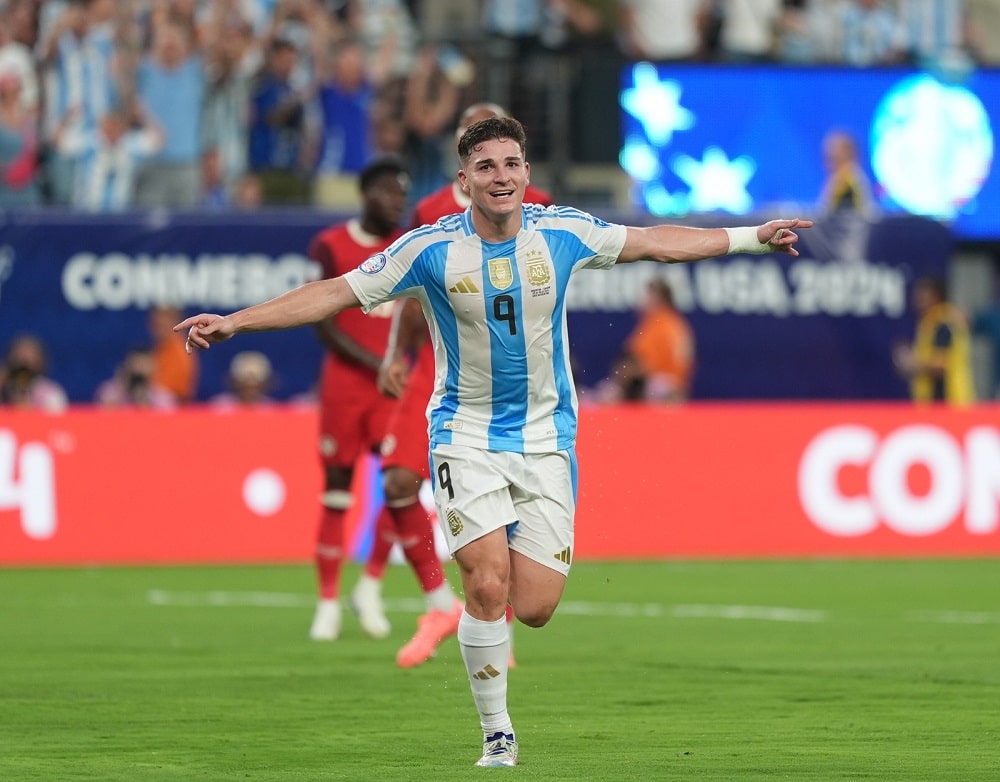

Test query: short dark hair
[359,155,408,193]
[457,116,527,164]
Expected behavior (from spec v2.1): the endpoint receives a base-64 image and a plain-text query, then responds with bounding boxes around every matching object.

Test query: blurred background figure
[625,279,695,403]
[94,346,177,409]
[893,276,975,406]
[973,287,1000,400]
[0,334,68,412]
[148,305,199,404]
[0,64,39,208]
[210,350,276,408]
[817,129,873,217]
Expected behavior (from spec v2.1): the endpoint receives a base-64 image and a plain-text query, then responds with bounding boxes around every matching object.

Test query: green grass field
[2,559,999,781]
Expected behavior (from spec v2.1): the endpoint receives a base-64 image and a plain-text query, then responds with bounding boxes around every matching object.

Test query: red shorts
[380,344,434,479]
[319,363,394,468]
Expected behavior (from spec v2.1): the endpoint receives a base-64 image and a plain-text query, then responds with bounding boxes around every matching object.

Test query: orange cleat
[396,599,463,668]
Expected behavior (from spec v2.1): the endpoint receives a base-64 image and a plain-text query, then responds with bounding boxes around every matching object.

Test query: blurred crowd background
[1,0,999,213]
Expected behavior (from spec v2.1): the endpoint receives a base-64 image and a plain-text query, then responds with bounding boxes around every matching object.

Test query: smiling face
[457,136,530,240]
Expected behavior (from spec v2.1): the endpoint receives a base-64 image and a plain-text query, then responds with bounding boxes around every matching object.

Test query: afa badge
[488,258,514,290]
[527,260,550,286]
[359,253,387,274]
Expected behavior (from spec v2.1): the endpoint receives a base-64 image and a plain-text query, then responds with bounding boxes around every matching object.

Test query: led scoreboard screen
[619,64,999,241]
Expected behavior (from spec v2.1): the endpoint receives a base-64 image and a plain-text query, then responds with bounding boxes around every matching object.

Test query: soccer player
[177,116,812,767]
[364,102,553,669]
[306,155,412,641]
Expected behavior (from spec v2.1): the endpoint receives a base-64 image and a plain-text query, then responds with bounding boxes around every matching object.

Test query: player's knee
[324,466,352,492]
[514,603,556,628]
[382,467,422,502]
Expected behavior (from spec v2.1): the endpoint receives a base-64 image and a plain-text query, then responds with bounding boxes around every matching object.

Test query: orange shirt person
[148,305,199,402]
[625,279,694,402]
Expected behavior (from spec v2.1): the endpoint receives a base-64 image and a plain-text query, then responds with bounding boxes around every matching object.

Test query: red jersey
[309,218,403,386]
[409,181,553,230]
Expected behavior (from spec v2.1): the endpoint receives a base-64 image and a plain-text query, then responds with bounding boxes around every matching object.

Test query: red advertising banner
[1,404,998,566]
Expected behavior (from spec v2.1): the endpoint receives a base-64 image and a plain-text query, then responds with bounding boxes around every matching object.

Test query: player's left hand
[757,218,813,256]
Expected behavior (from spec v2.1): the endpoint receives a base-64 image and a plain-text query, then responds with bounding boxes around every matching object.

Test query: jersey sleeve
[342,248,421,314]
[536,206,627,271]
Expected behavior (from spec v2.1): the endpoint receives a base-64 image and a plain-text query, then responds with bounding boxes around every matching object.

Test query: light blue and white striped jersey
[344,204,627,454]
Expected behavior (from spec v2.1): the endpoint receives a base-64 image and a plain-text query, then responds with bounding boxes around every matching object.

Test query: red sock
[505,604,514,625]
[392,499,443,592]
[315,505,345,599]
[364,505,397,580]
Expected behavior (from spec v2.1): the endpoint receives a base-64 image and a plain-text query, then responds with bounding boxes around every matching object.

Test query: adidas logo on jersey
[554,547,572,565]
[449,276,480,294]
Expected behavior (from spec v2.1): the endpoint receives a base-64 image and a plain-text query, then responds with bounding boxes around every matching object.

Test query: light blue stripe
[421,244,461,446]
[540,229,597,447]
[482,239,527,450]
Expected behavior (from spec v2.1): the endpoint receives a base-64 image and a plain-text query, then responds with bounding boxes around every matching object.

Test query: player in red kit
[308,156,416,641]
[359,103,554,667]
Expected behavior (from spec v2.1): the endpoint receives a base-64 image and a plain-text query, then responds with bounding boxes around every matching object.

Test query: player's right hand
[377,356,409,399]
[172,314,235,353]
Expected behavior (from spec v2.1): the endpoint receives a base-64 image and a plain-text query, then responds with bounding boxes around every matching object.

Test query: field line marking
[907,610,1000,625]
[146,590,826,622]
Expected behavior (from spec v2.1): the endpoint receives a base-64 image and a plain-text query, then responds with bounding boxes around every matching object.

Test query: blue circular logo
[359,253,388,274]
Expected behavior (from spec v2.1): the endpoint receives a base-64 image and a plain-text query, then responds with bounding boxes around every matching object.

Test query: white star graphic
[672,147,757,214]
[620,62,695,146]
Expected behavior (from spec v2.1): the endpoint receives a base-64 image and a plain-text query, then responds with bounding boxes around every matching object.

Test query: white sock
[353,573,381,599]
[425,581,456,613]
[457,610,512,736]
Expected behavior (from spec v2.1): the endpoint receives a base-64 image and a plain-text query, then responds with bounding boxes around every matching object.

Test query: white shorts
[429,444,578,576]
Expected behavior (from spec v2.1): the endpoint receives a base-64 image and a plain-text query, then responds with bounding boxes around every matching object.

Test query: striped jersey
[343,204,627,454]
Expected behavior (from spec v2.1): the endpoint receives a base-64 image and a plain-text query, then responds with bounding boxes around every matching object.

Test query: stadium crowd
[0,0,998,212]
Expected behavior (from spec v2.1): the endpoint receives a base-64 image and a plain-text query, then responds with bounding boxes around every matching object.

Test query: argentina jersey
[343,204,628,454]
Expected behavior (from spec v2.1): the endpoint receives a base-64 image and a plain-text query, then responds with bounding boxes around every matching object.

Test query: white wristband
[724,226,770,255]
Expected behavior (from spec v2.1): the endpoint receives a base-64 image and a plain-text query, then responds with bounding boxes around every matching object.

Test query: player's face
[365,173,409,232]
[458,137,529,225]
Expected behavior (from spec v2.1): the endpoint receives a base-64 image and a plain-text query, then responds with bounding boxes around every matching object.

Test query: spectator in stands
[619,0,710,62]
[0,13,38,112]
[200,14,258,208]
[312,38,373,210]
[0,66,40,208]
[716,0,783,63]
[210,350,276,408]
[893,276,975,406]
[38,0,120,206]
[0,335,69,412]
[148,305,199,403]
[402,44,467,203]
[94,346,177,409]
[967,0,1000,64]
[838,0,906,67]
[60,104,163,211]
[133,20,204,208]
[248,37,317,204]
[895,0,971,70]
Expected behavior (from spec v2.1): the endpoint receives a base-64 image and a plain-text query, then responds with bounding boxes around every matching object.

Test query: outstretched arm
[174,276,361,352]
[618,218,813,264]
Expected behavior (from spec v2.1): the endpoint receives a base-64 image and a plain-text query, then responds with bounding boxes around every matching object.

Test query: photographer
[0,334,68,412]
[94,347,177,410]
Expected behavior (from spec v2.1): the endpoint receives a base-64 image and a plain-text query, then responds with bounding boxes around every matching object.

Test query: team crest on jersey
[527,259,550,286]
[488,258,514,290]
[446,509,463,536]
[359,253,387,274]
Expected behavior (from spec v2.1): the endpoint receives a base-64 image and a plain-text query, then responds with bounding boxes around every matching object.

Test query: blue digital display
[619,64,999,240]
